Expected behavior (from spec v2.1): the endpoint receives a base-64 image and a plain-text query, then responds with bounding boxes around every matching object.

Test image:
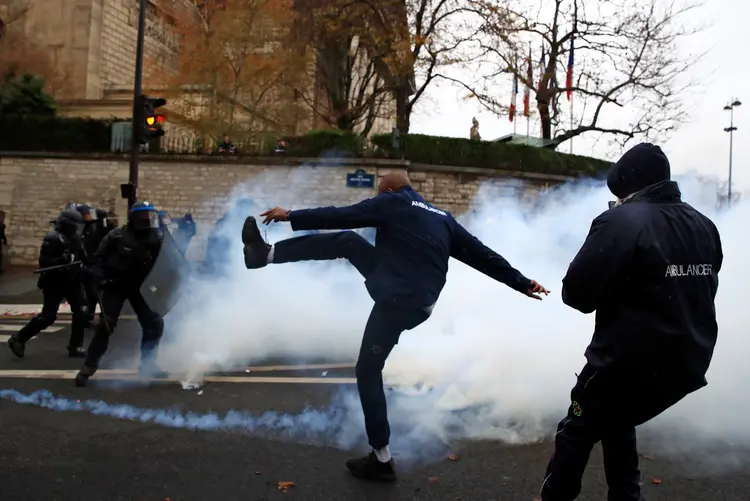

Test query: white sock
[373,446,391,463]
[267,245,275,264]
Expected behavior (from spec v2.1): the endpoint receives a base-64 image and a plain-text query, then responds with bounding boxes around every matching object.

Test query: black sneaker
[242,216,271,269]
[7,336,25,358]
[75,364,97,387]
[68,347,87,358]
[346,452,397,482]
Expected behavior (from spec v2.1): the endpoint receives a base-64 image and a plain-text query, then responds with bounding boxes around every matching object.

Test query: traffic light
[134,94,167,144]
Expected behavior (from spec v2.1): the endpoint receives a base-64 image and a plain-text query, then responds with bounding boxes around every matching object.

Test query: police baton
[93,285,112,335]
[33,261,83,274]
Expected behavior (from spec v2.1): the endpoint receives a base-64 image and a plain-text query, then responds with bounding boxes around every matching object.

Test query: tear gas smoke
[6,166,747,466]
[158,168,749,459]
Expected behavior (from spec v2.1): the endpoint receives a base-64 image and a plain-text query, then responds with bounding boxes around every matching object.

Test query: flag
[523,46,532,117]
[566,34,575,101]
[509,74,518,122]
[538,46,546,89]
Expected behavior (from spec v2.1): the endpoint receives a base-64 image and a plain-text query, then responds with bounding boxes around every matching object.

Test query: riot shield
[140,230,192,317]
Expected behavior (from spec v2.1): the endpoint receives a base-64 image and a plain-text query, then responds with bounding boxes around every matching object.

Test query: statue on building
[470,117,481,141]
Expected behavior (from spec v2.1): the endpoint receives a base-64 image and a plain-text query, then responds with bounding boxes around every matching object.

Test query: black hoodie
[562,143,723,389]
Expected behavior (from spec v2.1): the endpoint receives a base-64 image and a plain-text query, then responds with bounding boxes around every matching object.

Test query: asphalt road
[0,305,749,500]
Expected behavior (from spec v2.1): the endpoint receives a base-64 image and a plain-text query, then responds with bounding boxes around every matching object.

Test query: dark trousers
[83,283,98,324]
[275,232,430,449]
[83,285,164,370]
[540,363,696,501]
[16,284,86,350]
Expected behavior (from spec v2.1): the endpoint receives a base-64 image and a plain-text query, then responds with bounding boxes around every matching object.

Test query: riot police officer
[75,204,107,326]
[75,201,166,387]
[7,209,88,358]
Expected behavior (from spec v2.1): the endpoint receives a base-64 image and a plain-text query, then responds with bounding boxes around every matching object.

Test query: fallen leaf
[651,478,662,485]
[448,454,459,461]
[277,481,296,491]
[427,476,439,483]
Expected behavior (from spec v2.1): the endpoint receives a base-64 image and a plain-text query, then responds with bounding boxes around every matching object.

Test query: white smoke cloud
[35,167,747,466]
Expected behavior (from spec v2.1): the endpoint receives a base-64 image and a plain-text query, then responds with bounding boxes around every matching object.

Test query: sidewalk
[0,266,42,304]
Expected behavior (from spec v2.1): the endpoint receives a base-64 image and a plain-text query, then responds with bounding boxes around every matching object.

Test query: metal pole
[128,0,148,210]
[728,102,734,208]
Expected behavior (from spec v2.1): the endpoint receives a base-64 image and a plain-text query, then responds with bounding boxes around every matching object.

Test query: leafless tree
[392,0,485,132]
[287,0,399,135]
[454,0,705,148]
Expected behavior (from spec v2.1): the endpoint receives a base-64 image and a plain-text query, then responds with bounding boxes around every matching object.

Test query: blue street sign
[346,168,375,188]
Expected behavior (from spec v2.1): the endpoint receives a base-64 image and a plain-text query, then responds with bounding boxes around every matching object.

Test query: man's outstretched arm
[261,194,390,230]
[450,221,549,299]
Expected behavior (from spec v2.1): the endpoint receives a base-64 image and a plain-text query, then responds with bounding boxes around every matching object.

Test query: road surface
[0,274,747,500]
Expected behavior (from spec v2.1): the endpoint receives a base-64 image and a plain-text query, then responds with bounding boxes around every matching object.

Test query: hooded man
[540,143,723,501]
[243,172,550,482]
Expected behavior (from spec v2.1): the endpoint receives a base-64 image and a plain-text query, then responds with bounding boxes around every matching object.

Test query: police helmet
[128,201,159,231]
[75,203,97,222]
[56,209,85,237]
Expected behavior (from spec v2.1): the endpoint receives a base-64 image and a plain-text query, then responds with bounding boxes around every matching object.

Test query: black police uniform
[75,201,166,387]
[76,204,109,326]
[7,209,88,358]
[241,186,535,481]
[540,144,723,501]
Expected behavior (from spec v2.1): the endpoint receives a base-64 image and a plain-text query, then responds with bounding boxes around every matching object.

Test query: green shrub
[0,115,114,152]
[272,129,364,157]
[371,133,612,177]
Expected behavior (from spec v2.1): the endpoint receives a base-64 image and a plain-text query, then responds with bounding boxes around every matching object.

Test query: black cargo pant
[16,284,86,351]
[83,283,98,325]
[83,284,164,370]
[274,232,430,449]
[540,363,697,501]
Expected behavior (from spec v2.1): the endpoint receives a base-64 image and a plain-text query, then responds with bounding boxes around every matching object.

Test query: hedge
[0,116,611,178]
[370,133,612,177]
[0,115,113,153]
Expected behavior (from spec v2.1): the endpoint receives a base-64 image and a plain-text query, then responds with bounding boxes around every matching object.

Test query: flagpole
[569,94,573,154]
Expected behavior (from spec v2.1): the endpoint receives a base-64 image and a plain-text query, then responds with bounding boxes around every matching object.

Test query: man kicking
[242,172,549,481]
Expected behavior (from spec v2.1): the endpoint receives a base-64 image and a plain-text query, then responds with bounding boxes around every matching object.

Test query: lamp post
[723,98,741,208]
[126,0,148,210]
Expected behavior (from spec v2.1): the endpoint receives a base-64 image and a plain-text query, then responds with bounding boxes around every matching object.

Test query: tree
[167,0,306,137]
[460,0,704,148]
[0,73,56,116]
[397,0,485,132]
[288,0,398,136]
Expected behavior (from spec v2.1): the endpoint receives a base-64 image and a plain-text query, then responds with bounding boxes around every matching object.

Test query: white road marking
[0,370,356,384]
[0,324,64,333]
[0,304,98,315]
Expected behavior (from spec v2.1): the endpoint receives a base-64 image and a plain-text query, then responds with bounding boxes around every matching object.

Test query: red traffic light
[156,115,166,124]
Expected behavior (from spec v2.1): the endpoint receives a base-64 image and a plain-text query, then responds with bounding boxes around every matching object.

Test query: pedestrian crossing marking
[0,325,64,333]
[0,304,98,316]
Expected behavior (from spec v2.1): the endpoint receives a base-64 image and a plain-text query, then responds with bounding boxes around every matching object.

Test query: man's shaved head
[378,171,411,194]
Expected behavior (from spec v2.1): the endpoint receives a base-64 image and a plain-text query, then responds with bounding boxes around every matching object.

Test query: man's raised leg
[242,216,375,277]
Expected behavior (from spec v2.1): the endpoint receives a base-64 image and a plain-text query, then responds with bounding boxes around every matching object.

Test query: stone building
[1,0,403,138]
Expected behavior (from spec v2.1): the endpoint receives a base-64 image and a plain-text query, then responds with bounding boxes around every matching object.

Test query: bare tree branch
[465,0,707,149]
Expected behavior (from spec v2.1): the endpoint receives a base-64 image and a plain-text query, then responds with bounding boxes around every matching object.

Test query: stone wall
[0,154,572,265]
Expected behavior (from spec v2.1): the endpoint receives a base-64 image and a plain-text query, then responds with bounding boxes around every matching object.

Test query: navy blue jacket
[562,180,722,388]
[288,187,531,309]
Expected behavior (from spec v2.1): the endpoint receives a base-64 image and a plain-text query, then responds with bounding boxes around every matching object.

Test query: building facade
[3,0,398,137]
